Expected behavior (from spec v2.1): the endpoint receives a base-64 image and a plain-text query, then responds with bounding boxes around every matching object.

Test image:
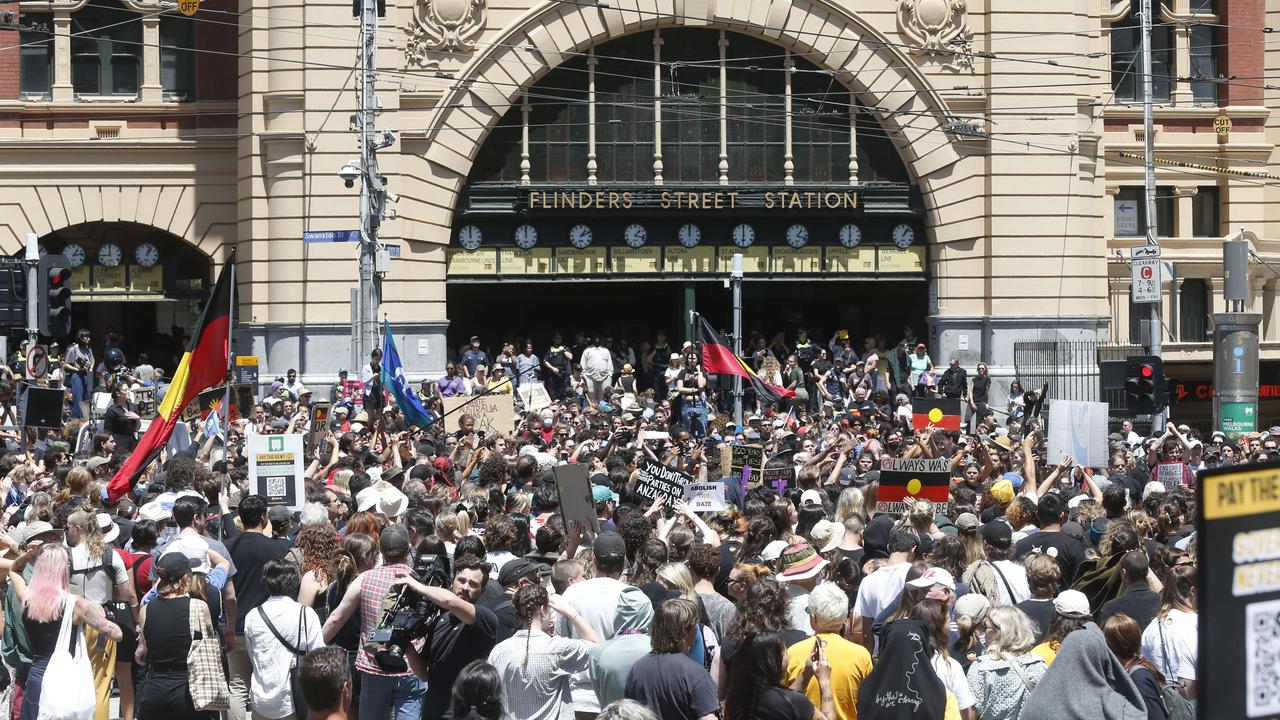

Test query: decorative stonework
[897,0,974,72]
[406,0,486,63]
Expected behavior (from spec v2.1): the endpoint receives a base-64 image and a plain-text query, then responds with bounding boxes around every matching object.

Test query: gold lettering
[764,192,775,209]
[714,193,723,209]
[661,192,672,209]
[824,192,840,208]
[787,193,801,209]
[594,191,605,208]
[688,192,699,209]
[845,192,857,209]
[804,192,816,207]
[728,192,738,209]
[608,192,620,209]
[701,192,713,209]
[622,192,634,209]
[529,191,541,208]
[578,191,593,208]
[559,191,574,209]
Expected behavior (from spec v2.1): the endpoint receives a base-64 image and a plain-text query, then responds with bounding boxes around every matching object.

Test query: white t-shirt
[557,576,634,714]
[69,543,128,604]
[992,560,1031,605]
[932,652,975,710]
[1142,609,1197,682]
[783,582,814,635]
[853,562,911,621]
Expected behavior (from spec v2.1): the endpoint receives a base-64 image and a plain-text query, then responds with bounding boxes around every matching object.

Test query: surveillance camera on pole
[338,160,361,189]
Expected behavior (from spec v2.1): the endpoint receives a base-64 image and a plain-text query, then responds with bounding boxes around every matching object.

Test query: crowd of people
[0,324,1233,720]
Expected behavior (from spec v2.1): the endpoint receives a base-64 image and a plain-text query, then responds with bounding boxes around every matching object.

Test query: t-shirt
[990,560,1031,605]
[557,576,632,713]
[1141,609,1197,682]
[69,543,128,604]
[1015,599,1055,643]
[784,634,872,720]
[750,686,815,720]
[623,652,720,720]
[228,531,291,633]
[853,562,911,622]
[1013,531,1086,589]
[932,653,975,711]
[424,606,500,719]
[590,634,653,707]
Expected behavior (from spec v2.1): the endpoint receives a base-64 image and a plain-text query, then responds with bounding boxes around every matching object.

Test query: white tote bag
[35,593,96,720]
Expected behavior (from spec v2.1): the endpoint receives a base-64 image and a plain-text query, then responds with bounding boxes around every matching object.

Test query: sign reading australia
[526,188,859,211]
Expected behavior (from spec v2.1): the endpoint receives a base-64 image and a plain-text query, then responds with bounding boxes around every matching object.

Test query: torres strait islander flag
[106,254,235,503]
[697,316,795,407]
[911,397,963,432]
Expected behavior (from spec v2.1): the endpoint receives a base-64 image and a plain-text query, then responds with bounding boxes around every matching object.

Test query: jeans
[70,371,89,419]
[358,672,426,720]
[682,399,707,439]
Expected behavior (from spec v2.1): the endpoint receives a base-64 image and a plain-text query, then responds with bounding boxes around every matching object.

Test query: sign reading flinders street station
[526,189,860,211]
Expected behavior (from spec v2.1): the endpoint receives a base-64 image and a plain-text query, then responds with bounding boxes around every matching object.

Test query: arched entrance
[30,221,213,367]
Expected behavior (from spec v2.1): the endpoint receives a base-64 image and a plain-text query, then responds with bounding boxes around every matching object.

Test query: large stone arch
[401,0,967,244]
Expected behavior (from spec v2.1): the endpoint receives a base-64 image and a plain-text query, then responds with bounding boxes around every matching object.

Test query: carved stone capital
[406,0,486,65]
[897,0,974,72]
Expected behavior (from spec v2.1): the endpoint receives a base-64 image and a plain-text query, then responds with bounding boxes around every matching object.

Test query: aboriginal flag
[106,254,235,503]
[877,459,950,506]
[697,316,795,407]
[911,397,963,431]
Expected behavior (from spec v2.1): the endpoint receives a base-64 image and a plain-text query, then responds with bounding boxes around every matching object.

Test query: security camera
[338,160,361,188]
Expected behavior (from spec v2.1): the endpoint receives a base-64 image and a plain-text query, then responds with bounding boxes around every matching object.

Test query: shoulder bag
[187,599,231,711]
[256,605,311,720]
[1155,619,1196,720]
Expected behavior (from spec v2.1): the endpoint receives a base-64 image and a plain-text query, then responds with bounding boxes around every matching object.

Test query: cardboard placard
[635,457,690,506]
[554,464,600,534]
[517,380,552,412]
[1047,400,1109,469]
[1157,462,1186,491]
[442,394,515,435]
[248,433,305,511]
[683,481,726,512]
[731,445,764,488]
[762,466,796,495]
[309,401,331,449]
[876,456,950,515]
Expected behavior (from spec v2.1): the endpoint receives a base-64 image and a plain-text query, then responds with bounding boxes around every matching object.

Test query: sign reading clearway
[303,230,361,243]
[1131,245,1161,304]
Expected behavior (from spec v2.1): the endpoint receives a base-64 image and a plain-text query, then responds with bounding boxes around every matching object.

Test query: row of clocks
[56,242,162,268]
[459,222,918,251]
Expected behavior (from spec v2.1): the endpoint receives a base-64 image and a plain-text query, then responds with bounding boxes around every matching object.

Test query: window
[1179,278,1209,341]
[596,32,654,183]
[1111,10,1172,102]
[160,15,195,99]
[1192,186,1220,237]
[71,2,142,96]
[19,13,52,97]
[727,34,785,184]
[1115,187,1174,237]
[526,56,588,183]
[1190,0,1216,13]
[1188,24,1217,104]
[791,58,851,184]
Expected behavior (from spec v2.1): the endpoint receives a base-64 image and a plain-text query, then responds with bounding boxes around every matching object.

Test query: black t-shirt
[1013,530,1087,589]
[971,375,991,404]
[423,605,499,719]
[227,531,290,633]
[624,652,721,720]
[750,686,815,720]
[835,547,865,567]
[714,540,743,596]
[1015,598,1055,643]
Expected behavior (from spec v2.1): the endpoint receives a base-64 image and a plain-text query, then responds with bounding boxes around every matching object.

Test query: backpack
[1150,622,1196,720]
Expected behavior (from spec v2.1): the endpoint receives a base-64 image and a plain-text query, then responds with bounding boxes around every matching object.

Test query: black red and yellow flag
[106,254,234,503]
[911,397,963,431]
[697,317,795,407]
[876,457,950,512]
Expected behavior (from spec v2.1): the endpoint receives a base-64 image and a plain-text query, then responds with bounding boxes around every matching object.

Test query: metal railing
[1012,340,1144,411]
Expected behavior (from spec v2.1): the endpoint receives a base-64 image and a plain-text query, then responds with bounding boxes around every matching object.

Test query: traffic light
[1124,355,1164,414]
[37,254,72,338]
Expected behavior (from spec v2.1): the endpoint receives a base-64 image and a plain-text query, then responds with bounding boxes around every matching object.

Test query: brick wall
[1221,0,1265,105]
[0,2,20,100]
[195,0,236,101]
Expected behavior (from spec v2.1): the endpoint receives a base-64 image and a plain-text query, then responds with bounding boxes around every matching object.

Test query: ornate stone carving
[897,0,974,72]
[406,0,486,63]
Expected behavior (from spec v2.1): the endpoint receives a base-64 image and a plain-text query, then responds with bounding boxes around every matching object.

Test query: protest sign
[442,394,515,435]
[683,481,726,512]
[517,381,552,412]
[248,433,305,511]
[1157,462,1186,491]
[554,464,599,534]
[1047,401,1108,468]
[309,401,331,449]
[635,457,689,506]
[185,383,251,423]
[731,445,764,487]
[762,466,796,495]
[876,456,950,515]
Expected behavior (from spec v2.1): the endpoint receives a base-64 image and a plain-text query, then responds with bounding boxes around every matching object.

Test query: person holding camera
[64,328,95,419]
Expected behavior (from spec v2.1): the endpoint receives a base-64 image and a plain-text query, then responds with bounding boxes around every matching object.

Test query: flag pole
[222,254,236,452]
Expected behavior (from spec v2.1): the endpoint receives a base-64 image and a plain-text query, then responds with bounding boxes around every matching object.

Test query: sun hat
[95,512,119,544]
[808,519,845,554]
[906,567,956,591]
[776,542,829,582]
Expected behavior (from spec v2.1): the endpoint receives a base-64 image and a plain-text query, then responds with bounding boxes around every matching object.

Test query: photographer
[322,525,426,720]
[397,554,499,720]
[64,328,95,420]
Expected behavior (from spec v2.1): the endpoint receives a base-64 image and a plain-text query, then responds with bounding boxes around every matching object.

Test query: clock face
[731,223,755,248]
[97,243,123,267]
[892,224,916,249]
[624,223,647,248]
[63,243,87,268]
[458,225,483,251]
[568,224,593,249]
[514,224,538,250]
[785,224,809,248]
[135,242,160,267]
[677,223,701,248]
[838,224,862,248]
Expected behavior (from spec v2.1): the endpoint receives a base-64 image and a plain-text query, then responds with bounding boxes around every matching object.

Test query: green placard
[1218,400,1256,437]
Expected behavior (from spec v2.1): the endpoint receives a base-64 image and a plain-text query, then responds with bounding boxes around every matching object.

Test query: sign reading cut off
[1196,461,1280,720]
[178,0,200,15]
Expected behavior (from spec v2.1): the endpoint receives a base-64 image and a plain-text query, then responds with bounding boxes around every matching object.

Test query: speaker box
[20,384,65,429]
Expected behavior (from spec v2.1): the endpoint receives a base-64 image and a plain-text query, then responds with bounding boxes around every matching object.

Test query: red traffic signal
[1140,364,1154,378]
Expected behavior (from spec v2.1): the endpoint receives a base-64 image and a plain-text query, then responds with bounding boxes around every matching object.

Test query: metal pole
[1140,0,1165,428]
[731,253,743,426]
[222,257,236,448]
[24,233,38,350]
[356,0,383,366]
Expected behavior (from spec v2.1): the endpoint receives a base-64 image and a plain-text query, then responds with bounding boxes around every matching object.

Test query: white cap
[800,489,824,507]
[761,540,790,563]
[1143,480,1167,500]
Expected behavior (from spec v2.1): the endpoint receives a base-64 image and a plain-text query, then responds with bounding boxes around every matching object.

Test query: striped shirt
[356,563,411,676]
[488,629,593,720]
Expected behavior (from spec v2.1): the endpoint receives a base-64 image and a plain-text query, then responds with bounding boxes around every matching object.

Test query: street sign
[178,0,199,15]
[1131,246,1161,304]
[1115,199,1139,236]
[302,230,360,243]
[1196,461,1280,720]
[1218,400,1256,437]
[234,355,259,385]
[1213,114,1232,136]
[25,344,47,380]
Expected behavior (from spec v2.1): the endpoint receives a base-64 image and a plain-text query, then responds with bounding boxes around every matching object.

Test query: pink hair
[23,544,70,623]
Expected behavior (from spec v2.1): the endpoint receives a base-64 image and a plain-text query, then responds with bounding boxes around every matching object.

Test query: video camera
[363,551,452,673]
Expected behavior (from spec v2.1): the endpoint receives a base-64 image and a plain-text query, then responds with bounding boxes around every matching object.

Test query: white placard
[248,433,306,511]
[517,381,551,411]
[1157,462,1186,491]
[1047,400,1109,469]
[682,481,726,512]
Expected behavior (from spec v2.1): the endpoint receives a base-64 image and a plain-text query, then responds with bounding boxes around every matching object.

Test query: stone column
[139,16,162,102]
[51,12,72,101]
[1174,186,1198,238]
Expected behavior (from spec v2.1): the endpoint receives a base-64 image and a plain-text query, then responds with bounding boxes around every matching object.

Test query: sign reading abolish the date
[635,457,690,506]
[876,456,950,515]
[683,482,726,512]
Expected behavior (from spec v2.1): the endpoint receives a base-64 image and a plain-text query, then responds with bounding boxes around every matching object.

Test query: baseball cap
[593,532,626,559]
[1001,472,1024,490]
[1054,589,1091,619]
[591,485,620,504]
[808,520,845,554]
[379,524,411,557]
[498,559,543,587]
[980,520,1013,550]
[955,513,979,532]
[906,567,956,591]
[267,505,292,525]
[156,551,193,581]
[990,479,1015,506]
[800,489,824,507]
[761,539,790,564]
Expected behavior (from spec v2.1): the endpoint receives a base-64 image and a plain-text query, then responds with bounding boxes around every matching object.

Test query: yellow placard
[235,356,259,367]
[1203,467,1280,520]
[715,246,768,274]
[826,247,877,273]
[497,248,552,276]
[128,265,163,292]
[610,247,661,274]
[771,247,822,273]
[877,246,926,273]
[555,247,607,274]
[178,0,199,15]
[70,267,91,292]
[663,246,715,273]
[446,248,498,276]
[92,265,126,291]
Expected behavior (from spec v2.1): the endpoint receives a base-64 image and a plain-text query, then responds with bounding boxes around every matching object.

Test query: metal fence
[1012,340,1144,410]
